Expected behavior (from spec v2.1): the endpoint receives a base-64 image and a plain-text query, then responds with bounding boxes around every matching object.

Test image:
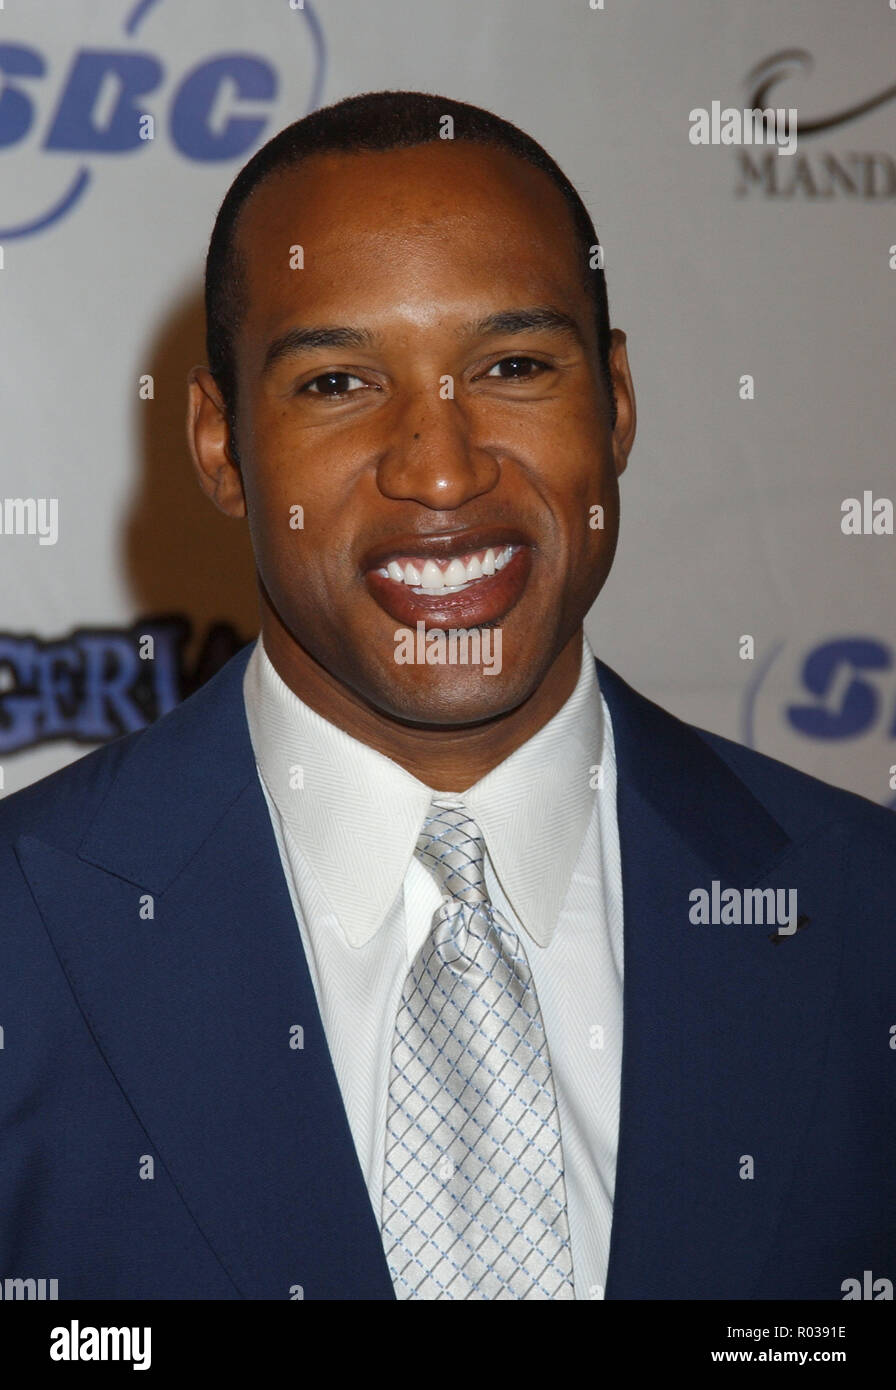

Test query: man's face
[216,141,633,726]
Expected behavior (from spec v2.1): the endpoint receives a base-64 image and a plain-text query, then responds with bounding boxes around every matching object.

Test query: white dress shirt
[243,631,624,1299]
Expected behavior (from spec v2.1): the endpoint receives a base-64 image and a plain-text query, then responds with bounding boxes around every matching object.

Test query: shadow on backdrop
[124,284,259,694]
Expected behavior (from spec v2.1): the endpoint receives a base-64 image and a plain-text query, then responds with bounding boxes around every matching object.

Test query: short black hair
[204,89,616,440]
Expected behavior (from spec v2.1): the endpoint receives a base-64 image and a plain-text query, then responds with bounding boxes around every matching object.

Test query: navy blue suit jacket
[1,642,894,1299]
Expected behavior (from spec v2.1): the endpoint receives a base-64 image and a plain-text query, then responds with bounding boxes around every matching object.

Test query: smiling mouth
[374,544,518,594]
[364,539,533,630]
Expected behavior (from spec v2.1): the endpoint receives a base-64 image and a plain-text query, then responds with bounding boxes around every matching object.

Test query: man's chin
[360,660,537,731]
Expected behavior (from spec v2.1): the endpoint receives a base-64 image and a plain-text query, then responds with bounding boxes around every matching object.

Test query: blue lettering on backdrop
[742,636,896,810]
[0,0,325,237]
[787,638,893,740]
[0,619,246,753]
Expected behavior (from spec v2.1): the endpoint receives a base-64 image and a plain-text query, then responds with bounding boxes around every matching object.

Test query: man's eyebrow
[262,324,377,372]
[463,306,585,343]
[261,306,584,372]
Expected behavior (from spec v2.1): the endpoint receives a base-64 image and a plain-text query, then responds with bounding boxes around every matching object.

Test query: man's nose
[375,386,500,510]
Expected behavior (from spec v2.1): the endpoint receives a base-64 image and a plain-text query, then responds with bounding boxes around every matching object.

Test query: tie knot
[415,802,488,906]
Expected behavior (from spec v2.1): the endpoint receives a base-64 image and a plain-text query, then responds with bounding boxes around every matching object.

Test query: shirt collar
[243,633,603,949]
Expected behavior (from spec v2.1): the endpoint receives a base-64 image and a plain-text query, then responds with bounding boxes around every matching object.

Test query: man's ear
[186,366,247,518]
[607,328,636,478]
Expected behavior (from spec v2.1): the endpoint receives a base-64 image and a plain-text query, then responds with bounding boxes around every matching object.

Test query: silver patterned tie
[381,800,575,1299]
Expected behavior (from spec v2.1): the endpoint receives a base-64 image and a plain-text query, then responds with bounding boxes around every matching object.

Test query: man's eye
[302,372,366,397]
[483,356,549,379]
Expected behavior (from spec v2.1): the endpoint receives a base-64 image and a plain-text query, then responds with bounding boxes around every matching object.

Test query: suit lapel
[597,660,845,1298]
[16,643,394,1301]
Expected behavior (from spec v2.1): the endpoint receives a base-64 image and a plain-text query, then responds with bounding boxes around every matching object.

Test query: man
[1,91,893,1302]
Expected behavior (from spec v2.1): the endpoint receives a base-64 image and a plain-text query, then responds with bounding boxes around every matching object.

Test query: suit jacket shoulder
[597,658,896,843]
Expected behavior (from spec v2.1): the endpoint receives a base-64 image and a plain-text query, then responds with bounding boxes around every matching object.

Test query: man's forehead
[234,140,577,258]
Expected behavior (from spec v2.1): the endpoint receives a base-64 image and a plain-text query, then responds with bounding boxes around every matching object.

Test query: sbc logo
[0,0,325,238]
[744,637,896,810]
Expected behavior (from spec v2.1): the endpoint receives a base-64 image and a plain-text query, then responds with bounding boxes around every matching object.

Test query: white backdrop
[2,0,894,807]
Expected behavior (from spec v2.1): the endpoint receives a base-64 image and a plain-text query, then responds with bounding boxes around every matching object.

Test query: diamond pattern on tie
[381,802,575,1299]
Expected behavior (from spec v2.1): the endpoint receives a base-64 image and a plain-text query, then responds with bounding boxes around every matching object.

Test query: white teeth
[380,544,515,589]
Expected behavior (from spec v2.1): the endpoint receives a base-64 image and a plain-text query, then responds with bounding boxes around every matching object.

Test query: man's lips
[361,525,531,574]
[362,528,534,630]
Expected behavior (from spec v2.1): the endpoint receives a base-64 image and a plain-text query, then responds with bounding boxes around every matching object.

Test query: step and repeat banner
[1,0,894,805]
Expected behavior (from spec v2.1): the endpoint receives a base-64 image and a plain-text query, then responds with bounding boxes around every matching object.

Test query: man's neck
[259,608,584,791]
